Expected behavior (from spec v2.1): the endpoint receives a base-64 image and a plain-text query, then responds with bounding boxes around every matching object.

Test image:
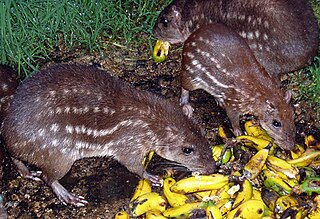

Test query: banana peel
[153,40,170,62]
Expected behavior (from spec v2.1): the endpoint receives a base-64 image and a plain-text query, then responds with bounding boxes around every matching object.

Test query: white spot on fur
[247,32,254,40]
[50,123,60,132]
[66,125,74,134]
[1,84,8,91]
[255,30,260,38]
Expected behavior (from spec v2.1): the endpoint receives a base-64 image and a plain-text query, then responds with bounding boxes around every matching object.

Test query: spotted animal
[180,23,295,150]
[2,64,215,206]
[153,0,319,77]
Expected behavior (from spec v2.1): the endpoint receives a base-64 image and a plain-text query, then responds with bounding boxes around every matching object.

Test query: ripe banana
[206,204,222,219]
[252,188,263,202]
[130,192,167,216]
[305,134,319,148]
[287,149,320,167]
[153,40,170,62]
[226,199,269,219]
[211,144,232,164]
[266,155,299,179]
[243,149,269,180]
[236,135,274,151]
[216,198,233,216]
[274,195,299,215]
[194,183,231,201]
[244,120,272,141]
[130,178,152,202]
[212,144,223,162]
[261,169,292,196]
[163,177,189,207]
[142,151,155,169]
[162,201,208,218]
[145,211,168,219]
[114,211,130,219]
[218,125,235,139]
[232,179,253,209]
[170,174,229,194]
[290,144,305,159]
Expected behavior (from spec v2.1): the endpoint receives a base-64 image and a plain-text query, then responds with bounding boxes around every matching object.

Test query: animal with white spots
[180,23,295,150]
[153,0,319,77]
[2,64,216,206]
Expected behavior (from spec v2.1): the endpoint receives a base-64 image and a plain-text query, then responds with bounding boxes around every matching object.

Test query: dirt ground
[1,33,319,218]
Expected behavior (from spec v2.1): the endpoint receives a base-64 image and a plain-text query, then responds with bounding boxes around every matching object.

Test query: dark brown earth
[1,32,319,218]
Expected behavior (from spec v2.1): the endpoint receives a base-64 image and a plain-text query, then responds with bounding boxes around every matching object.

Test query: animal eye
[272,120,281,128]
[183,147,194,155]
[160,17,169,27]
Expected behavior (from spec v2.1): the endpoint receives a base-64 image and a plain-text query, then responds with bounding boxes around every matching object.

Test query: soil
[1,32,319,218]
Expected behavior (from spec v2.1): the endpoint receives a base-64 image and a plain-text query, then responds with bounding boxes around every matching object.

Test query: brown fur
[181,23,295,150]
[153,0,319,77]
[2,64,215,206]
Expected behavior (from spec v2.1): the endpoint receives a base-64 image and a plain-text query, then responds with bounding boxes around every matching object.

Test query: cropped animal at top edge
[2,63,215,206]
[180,23,295,150]
[153,0,319,77]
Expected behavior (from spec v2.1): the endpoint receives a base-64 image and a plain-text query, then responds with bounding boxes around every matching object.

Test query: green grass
[297,57,320,118]
[0,0,169,75]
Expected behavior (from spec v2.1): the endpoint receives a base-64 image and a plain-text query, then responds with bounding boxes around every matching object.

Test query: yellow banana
[153,40,170,62]
[244,120,272,141]
[215,198,233,216]
[226,199,268,219]
[142,151,155,169]
[236,135,274,150]
[194,183,231,201]
[218,125,235,139]
[163,177,189,207]
[305,134,319,148]
[290,143,305,159]
[252,188,263,202]
[212,145,223,162]
[130,192,167,216]
[145,211,168,219]
[232,179,253,209]
[170,174,229,194]
[114,211,130,219]
[162,201,208,218]
[274,195,299,215]
[309,195,320,219]
[287,149,320,167]
[193,190,213,201]
[243,149,269,180]
[130,178,152,202]
[261,169,292,196]
[266,155,299,179]
[211,144,233,164]
[206,204,222,219]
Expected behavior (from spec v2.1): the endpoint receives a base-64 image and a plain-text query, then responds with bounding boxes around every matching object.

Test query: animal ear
[284,90,292,104]
[171,5,182,19]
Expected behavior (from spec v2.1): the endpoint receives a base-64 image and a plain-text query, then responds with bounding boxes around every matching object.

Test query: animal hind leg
[12,158,42,181]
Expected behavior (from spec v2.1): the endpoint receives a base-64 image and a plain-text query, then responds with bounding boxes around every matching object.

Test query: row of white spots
[62,119,147,138]
[49,88,93,97]
[44,106,116,116]
[238,30,268,41]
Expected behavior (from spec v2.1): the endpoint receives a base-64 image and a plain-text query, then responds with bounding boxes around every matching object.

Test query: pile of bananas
[115,120,320,218]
